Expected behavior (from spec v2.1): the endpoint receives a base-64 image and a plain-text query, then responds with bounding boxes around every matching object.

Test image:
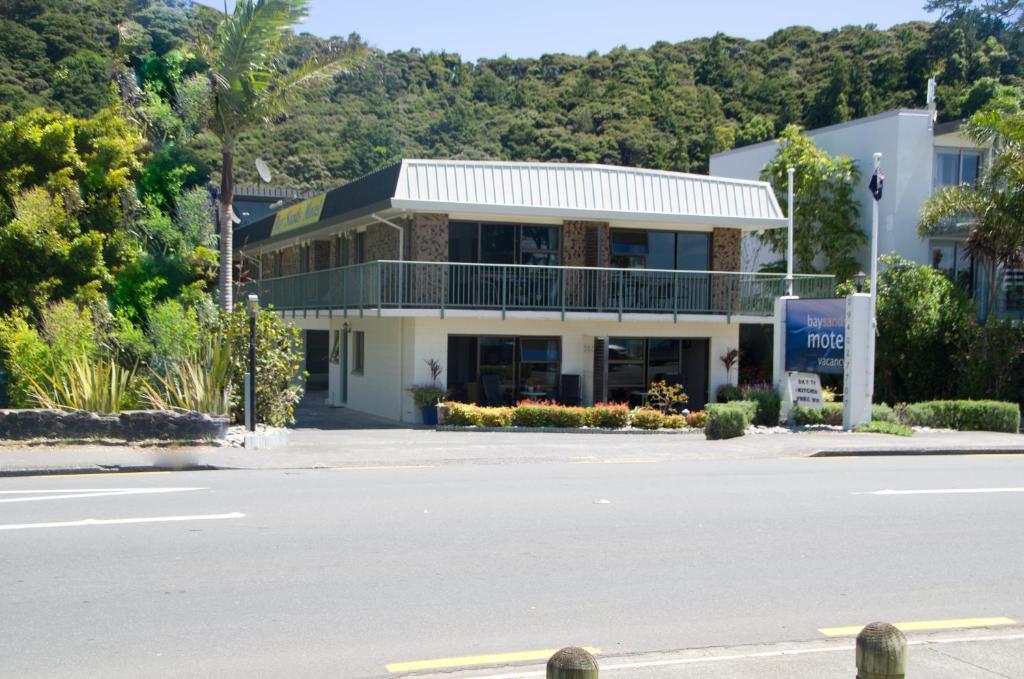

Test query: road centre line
[853,488,1024,496]
[0,488,205,503]
[819,617,1017,636]
[0,512,245,531]
[463,633,1024,678]
[386,647,601,673]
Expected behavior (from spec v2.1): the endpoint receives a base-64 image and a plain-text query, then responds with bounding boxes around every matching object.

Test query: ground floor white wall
[287,312,741,423]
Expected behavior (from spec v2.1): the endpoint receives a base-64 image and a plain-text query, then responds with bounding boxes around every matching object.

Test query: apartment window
[448,221,560,265]
[352,331,365,374]
[610,230,711,271]
[935,148,982,188]
[341,236,351,266]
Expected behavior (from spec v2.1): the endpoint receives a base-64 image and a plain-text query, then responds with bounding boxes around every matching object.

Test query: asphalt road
[2,455,1023,678]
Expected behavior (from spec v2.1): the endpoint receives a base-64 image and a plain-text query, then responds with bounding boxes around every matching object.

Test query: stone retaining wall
[0,410,229,441]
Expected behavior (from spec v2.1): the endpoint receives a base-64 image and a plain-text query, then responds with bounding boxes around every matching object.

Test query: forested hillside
[2,0,1022,190]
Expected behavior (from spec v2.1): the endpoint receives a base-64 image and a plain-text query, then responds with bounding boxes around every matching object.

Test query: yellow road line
[386,646,601,673]
[23,471,171,478]
[331,465,434,471]
[819,617,1017,637]
[569,459,659,465]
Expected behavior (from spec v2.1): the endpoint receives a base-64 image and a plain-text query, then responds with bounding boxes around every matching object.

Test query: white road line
[464,633,1024,678]
[0,488,205,503]
[0,512,245,531]
[854,487,1024,496]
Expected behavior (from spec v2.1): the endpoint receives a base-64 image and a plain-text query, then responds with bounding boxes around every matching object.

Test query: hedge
[901,400,1020,433]
[441,401,706,430]
[705,403,749,440]
[792,402,844,426]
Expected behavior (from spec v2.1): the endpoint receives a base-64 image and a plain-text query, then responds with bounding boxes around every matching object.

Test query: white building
[234,159,832,423]
[710,109,1012,314]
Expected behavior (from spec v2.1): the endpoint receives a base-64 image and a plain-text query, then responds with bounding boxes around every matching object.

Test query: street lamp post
[246,293,259,432]
[855,271,867,294]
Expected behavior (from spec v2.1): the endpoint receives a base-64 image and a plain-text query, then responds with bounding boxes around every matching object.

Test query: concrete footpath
[410,627,1024,678]
[1,427,1024,475]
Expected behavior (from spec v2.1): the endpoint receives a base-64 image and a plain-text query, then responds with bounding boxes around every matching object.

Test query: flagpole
[868,152,881,407]
[786,167,794,297]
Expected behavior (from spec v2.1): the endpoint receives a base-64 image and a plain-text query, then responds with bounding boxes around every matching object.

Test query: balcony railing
[244,261,835,319]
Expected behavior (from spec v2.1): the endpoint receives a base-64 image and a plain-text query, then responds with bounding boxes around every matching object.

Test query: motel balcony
[244,260,835,321]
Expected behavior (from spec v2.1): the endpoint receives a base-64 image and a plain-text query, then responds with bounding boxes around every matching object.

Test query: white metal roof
[389,159,786,230]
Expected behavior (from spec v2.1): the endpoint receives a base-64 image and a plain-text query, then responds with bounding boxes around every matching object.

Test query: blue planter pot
[421,405,439,426]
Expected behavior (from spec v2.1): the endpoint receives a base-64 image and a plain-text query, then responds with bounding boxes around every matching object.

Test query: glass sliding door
[606,337,709,408]
[519,338,561,399]
[607,338,646,405]
[447,335,562,405]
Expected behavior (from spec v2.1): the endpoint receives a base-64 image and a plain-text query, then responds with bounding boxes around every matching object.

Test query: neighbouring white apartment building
[711,108,1022,319]
[234,159,832,423]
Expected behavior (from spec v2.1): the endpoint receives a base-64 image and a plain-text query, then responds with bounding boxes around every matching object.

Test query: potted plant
[408,359,446,425]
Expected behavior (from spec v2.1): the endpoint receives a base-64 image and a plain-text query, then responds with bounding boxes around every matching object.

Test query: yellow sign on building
[271,194,326,236]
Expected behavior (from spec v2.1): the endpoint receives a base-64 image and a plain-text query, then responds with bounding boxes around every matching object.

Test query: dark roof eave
[234,199,398,253]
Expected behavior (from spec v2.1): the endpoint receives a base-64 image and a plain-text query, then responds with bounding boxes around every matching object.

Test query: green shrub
[148,299,200,370]
[28,356,139,413]
[705,403,748,439]
[901,400,1020,433]
[444,402,480,426]
[512,402,586,427]
[871,403,895,422]
[548,406,587,428]
[444,402,514,427]
[222,307,305,427]
[729,399,758,423]
[743,387,781,426]
[792,402,844,426]
[478,406,514,427]
[662,414,687,429]
[630,408,666,430]
[0,302,101,407]
[686,410,707,428]
[716,384,743,402]
[141,340,232,415]
[854,420,913,436]
[588,403,630,428]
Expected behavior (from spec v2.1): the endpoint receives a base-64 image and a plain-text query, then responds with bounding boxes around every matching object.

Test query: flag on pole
[869,169,884,201]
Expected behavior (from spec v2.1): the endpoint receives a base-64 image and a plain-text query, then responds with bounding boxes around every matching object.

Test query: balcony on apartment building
[244,260,834,321]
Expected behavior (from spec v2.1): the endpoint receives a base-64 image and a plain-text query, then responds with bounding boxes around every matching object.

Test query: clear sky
[206,1,937,62]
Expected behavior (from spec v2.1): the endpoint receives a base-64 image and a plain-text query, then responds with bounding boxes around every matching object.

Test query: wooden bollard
[547,647,598,679]
[856,622,907,679]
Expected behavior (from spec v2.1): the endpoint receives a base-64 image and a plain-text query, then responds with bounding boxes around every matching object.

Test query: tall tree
[807,55,851,128]
[758,125,865,280]
[918,103,1024,318]
[201,0,361,310]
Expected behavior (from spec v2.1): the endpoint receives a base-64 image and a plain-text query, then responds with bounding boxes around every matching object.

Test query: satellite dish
[230,205,242,224]
[255,157,272,184]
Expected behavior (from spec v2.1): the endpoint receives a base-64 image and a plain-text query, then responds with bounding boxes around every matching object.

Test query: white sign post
[843,293,873,429]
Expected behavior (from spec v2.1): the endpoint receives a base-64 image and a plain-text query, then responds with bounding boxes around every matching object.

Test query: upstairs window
[610,230,711,271]
[935,148,982,188]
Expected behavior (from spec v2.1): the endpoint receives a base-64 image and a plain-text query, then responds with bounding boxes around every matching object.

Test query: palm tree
[204,0,362,310]
[919,106,1024,319]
